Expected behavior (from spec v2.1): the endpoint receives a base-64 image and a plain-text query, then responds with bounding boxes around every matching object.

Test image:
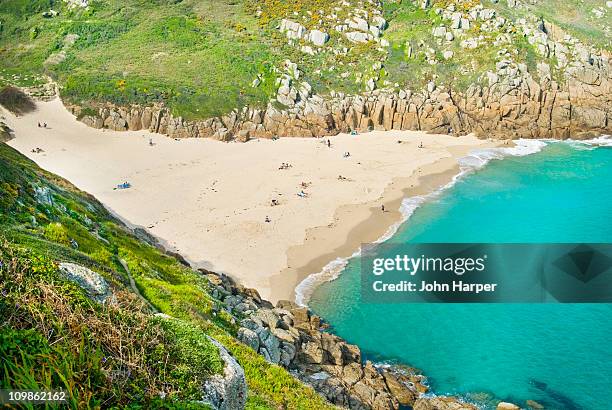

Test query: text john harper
[372,280,498,294]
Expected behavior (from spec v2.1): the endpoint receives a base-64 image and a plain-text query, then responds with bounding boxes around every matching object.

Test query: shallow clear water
[309,142,612,409]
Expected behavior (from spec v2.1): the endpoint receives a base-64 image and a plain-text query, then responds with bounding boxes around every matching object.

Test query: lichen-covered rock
[237,327,259,351]
[59,263,113,304]
[308,30,330,47]
[81,115,103,129]
[201,336,247,410]
[34,186,53,205]
[280,19,306,40]
[258,328,281,364]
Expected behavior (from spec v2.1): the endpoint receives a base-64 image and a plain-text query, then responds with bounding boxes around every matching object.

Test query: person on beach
[327,139,331,148]
[343,151,350,158]
[265,216,271,223]
[381,204,385,212]
[43,123,47,128]
[149,138,153,146]
[37,122,41,128]
[418,142,424,148]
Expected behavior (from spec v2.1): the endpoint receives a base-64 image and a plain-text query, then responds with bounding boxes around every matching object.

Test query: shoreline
[283,138,560,306]
[3,98,500,302]
[271,157,467,304]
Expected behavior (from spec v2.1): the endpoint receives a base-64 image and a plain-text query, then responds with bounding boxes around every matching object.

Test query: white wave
[581,134,612,147]
[294,139,547,306]
[295,253,354,306]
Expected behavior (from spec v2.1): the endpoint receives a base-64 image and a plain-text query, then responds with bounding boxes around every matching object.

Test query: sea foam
[294,139,547,306]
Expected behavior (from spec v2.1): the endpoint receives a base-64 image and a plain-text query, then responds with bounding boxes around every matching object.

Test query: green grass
[382,2,508,91]
[482,0,611,50]
[0,0,611,119]
[0,0,281,119]
[0,240,219,408]
[1,0,606,120]
[0,141,336,409]
[0,0,385,117]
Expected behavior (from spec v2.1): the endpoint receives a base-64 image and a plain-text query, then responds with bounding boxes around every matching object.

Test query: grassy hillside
[0,0,280,119]
[0,141,335,409]
[0,0,609,120]
[483,0,611,49]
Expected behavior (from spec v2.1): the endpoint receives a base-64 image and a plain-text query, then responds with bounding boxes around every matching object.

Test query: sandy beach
[3,99,498,302]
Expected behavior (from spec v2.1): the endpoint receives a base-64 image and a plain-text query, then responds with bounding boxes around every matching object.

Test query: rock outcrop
[67,51,611,141]
[201,336,248,410]
[64,0,611,142]
[59,262,114,304]
[413,396,478,410]
[204,271,475,410]
[0,122,13,142]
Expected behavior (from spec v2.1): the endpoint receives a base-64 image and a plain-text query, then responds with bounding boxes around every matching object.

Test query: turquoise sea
[308,140,612,409]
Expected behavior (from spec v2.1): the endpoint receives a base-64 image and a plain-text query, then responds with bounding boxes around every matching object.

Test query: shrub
[152,317,225,398]
[44,222,70,245]
[0,86,36,115]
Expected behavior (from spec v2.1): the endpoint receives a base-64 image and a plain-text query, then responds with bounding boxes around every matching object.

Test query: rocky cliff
[65,0,611,141]
[68,57,611,141]
[204,270,482,410]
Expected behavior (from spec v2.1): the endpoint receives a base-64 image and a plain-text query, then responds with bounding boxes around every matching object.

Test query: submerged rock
[496,402,520,410]
[414,396,478,410]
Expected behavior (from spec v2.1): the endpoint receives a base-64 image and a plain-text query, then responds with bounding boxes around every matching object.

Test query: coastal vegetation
[1,0,281,119]
[2,0,608,122]
[0,142,335,409]
[0,1,609,408]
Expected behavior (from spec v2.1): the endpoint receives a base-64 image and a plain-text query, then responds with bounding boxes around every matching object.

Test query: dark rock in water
[530,379,548,391]
[544,387,581,410]
[529,378,581,410]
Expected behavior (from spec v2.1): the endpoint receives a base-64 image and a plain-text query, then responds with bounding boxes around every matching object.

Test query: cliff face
[64,0,611,141]
[69,56,611,141]
[67,46,611,141]
[204,270,481,410]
